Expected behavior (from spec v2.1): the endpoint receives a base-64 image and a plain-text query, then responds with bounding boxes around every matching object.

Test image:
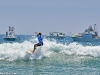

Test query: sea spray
[0,37,100,61]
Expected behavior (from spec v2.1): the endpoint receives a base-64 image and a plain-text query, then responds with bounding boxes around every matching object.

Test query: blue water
[0,35,100,75]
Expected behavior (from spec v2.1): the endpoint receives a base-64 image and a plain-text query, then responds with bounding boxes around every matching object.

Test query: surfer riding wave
[32,32,43,53]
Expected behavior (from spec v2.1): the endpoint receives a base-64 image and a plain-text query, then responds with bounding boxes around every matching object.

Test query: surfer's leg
[34,45,37,50]
[32,44,37,53]
[32,43,42,53]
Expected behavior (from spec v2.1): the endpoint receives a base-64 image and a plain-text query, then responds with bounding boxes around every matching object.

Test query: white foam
[0,38,100,61]
[0,38,54,61]
[60,42,100,57]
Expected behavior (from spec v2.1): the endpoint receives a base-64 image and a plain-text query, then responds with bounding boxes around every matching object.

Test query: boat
[3,26,20,42]
[46,32,66,39]
[71,24,100,42]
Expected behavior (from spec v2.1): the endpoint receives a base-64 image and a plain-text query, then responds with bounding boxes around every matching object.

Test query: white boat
[71,24,100,42]
[3,26,20,41]
[46,32,66,39]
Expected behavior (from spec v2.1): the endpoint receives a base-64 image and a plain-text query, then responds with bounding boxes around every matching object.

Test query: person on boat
[32,32,43,53]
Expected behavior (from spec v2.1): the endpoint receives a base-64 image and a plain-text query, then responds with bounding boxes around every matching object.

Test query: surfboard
[26,49,33,54]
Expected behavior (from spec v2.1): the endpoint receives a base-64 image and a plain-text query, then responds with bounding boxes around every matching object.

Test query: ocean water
[0,35,100,75]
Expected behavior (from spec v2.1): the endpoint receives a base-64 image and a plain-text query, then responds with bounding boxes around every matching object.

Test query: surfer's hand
[35,32,38,34]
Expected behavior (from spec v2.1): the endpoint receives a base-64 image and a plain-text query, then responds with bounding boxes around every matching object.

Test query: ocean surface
[0,35,100,75]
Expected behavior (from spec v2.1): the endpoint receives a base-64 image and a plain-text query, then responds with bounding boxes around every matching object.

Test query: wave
[0,37,100,61]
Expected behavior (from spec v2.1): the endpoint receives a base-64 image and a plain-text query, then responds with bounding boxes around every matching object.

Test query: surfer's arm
[35,32,38,35]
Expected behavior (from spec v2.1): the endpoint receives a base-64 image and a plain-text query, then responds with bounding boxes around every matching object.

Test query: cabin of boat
[46,32,66,39]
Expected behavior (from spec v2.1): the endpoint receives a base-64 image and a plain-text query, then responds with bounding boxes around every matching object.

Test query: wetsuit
[35,35,43,46]
[33,34,43,53]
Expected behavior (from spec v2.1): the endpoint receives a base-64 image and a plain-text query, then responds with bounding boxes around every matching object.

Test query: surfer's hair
[39,33,42,35]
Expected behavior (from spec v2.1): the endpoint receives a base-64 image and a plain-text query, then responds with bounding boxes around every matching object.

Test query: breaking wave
[0,36,100,61]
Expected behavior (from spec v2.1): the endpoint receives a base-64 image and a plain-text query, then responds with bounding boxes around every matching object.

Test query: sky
[0,0,100,35]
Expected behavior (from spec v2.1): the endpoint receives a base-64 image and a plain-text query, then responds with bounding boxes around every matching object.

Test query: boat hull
[72,37,100,42]
[4,38,16,41]
[46,36,66,39]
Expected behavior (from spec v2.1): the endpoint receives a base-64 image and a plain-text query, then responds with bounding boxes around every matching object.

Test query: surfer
[32,32,43,53]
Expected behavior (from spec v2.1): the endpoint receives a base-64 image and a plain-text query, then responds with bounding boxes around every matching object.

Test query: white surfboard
[26,47,41,55]
[26,49,33,54]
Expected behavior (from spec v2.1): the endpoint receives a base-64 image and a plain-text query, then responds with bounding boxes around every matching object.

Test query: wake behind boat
[71,24,100,42]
